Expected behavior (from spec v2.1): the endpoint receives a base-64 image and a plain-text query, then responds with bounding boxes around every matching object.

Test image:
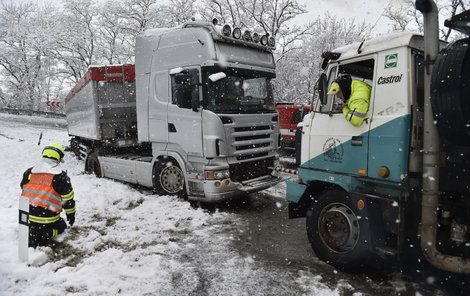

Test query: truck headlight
[205,169,230,180]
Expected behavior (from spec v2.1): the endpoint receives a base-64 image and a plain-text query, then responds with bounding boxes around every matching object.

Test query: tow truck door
[304,58,376,178]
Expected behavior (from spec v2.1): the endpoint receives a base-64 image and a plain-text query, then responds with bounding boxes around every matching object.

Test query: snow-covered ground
[0,114,343,296]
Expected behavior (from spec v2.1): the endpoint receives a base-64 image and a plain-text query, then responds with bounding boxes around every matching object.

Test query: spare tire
[431,37,470,146]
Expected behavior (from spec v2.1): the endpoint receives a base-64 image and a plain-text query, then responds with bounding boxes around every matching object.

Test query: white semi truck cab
[65,20,282,202]
[286,3,470,273]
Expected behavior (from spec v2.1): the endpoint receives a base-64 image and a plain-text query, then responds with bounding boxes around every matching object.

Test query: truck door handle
[168,123,177,133]
[351,136,363,146]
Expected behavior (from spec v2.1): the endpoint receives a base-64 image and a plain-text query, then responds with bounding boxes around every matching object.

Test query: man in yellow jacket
[327,74,372,127]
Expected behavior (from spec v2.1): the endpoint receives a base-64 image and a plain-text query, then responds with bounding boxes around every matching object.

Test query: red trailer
[276,103,312,153]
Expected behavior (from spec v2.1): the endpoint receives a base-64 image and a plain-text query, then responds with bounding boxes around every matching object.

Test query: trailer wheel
[306,189,370,271]
[85,153,102,178]
[153,159,186,197]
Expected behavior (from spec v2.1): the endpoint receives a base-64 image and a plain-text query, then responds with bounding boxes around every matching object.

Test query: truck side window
[332,59,375,114]
[171,69,199,109]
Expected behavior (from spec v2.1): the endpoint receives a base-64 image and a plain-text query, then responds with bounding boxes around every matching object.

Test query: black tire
[431,37,470,146]
[152,159,186,197]
[306,189,371,271]
[85,153,102,177]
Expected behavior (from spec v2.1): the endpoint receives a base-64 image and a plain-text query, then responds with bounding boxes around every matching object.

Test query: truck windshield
[203,67,276,114]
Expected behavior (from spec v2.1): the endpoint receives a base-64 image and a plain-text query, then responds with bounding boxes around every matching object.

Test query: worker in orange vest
[20,143,76,248]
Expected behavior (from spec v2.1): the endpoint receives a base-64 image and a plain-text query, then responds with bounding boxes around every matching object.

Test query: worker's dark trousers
[28,218,67,248]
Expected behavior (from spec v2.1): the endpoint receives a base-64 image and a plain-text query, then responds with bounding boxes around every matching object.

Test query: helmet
[332,74,352,100]
[42,143,65,162]
[327,82,341,95]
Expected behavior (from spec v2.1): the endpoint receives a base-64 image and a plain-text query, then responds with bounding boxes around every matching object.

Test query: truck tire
[306,189,370,271]
[431,38,470,146]
[153,159,186,197]
[85,153,102,178]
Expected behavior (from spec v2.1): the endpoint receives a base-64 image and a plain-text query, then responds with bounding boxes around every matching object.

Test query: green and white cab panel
[301,46,412,185]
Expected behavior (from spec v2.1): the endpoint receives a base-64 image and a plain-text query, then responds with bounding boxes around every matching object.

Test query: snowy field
[0,114,345,296]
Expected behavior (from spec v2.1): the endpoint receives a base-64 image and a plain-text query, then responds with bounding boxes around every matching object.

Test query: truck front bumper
[188,174,285,202]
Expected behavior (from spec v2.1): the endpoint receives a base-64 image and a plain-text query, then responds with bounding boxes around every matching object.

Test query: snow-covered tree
[384,0,469,41]
[0,2,60,110]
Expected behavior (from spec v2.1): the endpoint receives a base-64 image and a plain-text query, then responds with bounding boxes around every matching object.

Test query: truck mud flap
[238,175,286,193]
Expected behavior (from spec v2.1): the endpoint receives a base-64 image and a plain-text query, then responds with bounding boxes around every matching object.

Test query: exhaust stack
[417,0,470,273]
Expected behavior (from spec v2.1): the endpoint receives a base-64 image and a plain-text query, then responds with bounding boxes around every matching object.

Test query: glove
[66,213,75,226]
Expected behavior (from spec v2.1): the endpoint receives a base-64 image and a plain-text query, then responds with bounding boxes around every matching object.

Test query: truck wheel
[306,189,370,271]
[431,38,470,146]
[153,159,186,197]
[85,153,102,178]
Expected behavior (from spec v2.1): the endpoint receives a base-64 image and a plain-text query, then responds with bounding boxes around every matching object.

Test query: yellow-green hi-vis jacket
[342,80,372,127]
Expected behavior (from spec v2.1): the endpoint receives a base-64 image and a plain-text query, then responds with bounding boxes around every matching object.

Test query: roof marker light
[233,28,242,39]
[222,24,231,36]
[260,35,268,45]
[252,33,260,43]
[243,30,252,41]
[268,37,275,47]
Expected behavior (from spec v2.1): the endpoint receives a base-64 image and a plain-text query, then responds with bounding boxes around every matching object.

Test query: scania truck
[286,1,470,273]
[65,20,282,202]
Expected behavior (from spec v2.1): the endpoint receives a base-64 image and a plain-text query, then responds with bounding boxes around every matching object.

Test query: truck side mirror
[317,73,328,105]
[191,89,200,112]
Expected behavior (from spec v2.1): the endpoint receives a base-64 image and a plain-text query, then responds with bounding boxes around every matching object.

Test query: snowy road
[0,114,469,296]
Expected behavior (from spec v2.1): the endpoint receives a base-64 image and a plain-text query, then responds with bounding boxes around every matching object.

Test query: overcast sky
[297,0,396,35]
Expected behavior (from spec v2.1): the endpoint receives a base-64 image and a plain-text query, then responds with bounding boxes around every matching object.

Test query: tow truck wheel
[306,189,370,271]
[153,159,186,197]
[85,153,102,178]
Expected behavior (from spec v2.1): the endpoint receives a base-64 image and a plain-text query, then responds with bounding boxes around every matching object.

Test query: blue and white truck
[286,1,470,273]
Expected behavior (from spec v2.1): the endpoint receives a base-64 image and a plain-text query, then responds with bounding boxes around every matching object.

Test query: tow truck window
[170,69,199,109]
[321,59,375,114]
[203,67,275,114]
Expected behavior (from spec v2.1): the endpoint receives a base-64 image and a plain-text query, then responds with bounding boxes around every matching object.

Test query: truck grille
[232,124,274,160]
[230,157,274,182]
[235,142,270,151]
[234,126,271,132]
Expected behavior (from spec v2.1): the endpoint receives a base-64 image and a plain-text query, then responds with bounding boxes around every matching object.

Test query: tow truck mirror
[317,73,328,105]
[208,72,227,83]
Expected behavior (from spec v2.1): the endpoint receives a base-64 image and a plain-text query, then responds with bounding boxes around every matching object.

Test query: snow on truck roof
[332,32,425,61]
[64,64,135,104]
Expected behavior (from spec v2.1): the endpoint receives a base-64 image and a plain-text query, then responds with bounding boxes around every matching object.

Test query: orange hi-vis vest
[21,173,63,214]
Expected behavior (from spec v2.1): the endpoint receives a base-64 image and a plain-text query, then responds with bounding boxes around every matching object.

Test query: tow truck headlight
[222,24,231,36]
[233,28,242,39]
[205,169,230,180]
